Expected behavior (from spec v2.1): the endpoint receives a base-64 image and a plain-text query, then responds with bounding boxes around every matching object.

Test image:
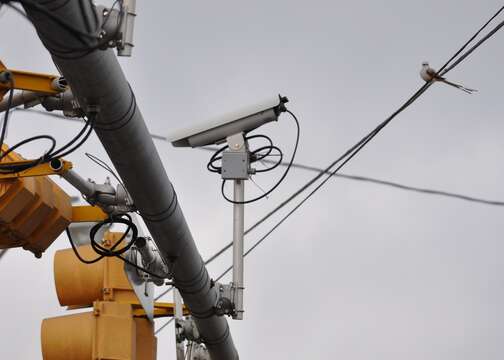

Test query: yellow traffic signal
[0,145,72,257]
[41,302,152,360]
[53,236,138,307]
[41,232,157,360]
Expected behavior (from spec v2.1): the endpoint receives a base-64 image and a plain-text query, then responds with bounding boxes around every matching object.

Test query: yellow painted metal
[41,301,143,360]
[54,232,138,307]
[131,301,190,318]
[41,311,94,360]
[44,232,158,360]
[71,205,108,222]
[135,318,158,360]
[0,60,65,101]
[0,159,72,179]
[0,147,72,256]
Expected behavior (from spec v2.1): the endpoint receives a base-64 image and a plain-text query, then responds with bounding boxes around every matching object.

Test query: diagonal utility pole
[21,1,238,359]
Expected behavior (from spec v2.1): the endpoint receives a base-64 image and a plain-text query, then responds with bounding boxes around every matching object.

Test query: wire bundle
[66,213,167,279]
[0,0,125,57]
[0,110,95,174]
[206,110,300,204]
[155,5,504,328]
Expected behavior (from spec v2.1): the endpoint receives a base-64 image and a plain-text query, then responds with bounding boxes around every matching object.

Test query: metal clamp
[95,0,137,57]
[55,159,134,216]
[131,236,172,285]
[214,282,243,318]
[176,318,201,343]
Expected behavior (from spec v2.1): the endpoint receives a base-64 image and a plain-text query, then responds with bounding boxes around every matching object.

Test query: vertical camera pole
[232,178,245,320]
[223,133,250,320]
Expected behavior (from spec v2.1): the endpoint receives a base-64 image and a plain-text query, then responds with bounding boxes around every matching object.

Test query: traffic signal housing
[41,232,157,360]
[0,145,72,257]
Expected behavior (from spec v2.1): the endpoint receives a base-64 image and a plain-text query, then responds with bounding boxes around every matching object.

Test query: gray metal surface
[174,289,185,360]
[168,96,283,147]
[172,108,278,147]
[60,169,95,198]
[232,180,245,320]
[23,2,238,359]
[222,152,249,180]
[124,214,154,321]
[0,91,39,113]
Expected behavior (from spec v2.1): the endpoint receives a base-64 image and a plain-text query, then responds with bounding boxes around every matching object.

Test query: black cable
[154,5,504,301]
[66,227,107,264]
[4,0,99,40]
[437,5,504,77]
[207,134,276,173]
[89,215,137,257]
[203,144,504,207]
[51,114,94,158]
[117,252,167,280]
[0,82,14,156]
[221,3,504,255]
[212,5,504,281]
[0,135,56,173]
[250,145,283,173]
[66,214,134,264]
[155,123,302,302]
[268,159,504,207]
[0,111,94,173]
[219,110,300,204]
[12,107,85,122]
[66,214,168,279]
[2,0,125,57]
[85,152,126,193]
[154,317,175,335]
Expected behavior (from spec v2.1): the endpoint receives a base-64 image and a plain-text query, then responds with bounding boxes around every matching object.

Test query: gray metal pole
[174,289,185,360]
[0,91,39,113]
[22,2,238,359]
[232,180,244,320]
[60,169,95,198]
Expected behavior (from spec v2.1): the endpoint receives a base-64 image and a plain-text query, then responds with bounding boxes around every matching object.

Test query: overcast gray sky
[1,0,504,359]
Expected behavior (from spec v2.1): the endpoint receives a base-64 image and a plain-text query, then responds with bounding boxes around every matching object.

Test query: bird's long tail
[441,79,478,94]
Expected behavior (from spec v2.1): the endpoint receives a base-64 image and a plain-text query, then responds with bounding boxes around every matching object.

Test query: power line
[156,17,504,336]
[8,109,504,207]
[211,6,504,281]
[154,4,504,307]
[19,108,504,208]
[260,159,504,206]
[202,147,504,207]
[13,7,504,305]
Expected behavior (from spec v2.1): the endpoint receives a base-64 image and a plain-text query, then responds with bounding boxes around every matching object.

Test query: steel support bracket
[131,301,190,318]
[71,205,109,222]
[0,60,66,101]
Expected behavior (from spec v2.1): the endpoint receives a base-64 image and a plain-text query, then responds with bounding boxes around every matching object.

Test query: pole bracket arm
[0,158,73,179]
[0,60,67,102]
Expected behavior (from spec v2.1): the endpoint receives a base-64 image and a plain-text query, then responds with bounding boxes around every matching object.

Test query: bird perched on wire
[420,62,477,94]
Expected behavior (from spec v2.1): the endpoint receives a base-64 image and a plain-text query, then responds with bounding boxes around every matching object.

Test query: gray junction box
[221,151,249,180]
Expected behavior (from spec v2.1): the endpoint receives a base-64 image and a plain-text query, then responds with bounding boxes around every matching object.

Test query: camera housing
[169,95,288,148]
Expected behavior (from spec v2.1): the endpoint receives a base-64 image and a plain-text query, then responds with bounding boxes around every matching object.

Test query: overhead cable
[208,5,504,282]
[154,5,504,304]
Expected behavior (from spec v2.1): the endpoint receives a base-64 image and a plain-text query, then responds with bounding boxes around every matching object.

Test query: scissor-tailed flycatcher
[420,62,477,94]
